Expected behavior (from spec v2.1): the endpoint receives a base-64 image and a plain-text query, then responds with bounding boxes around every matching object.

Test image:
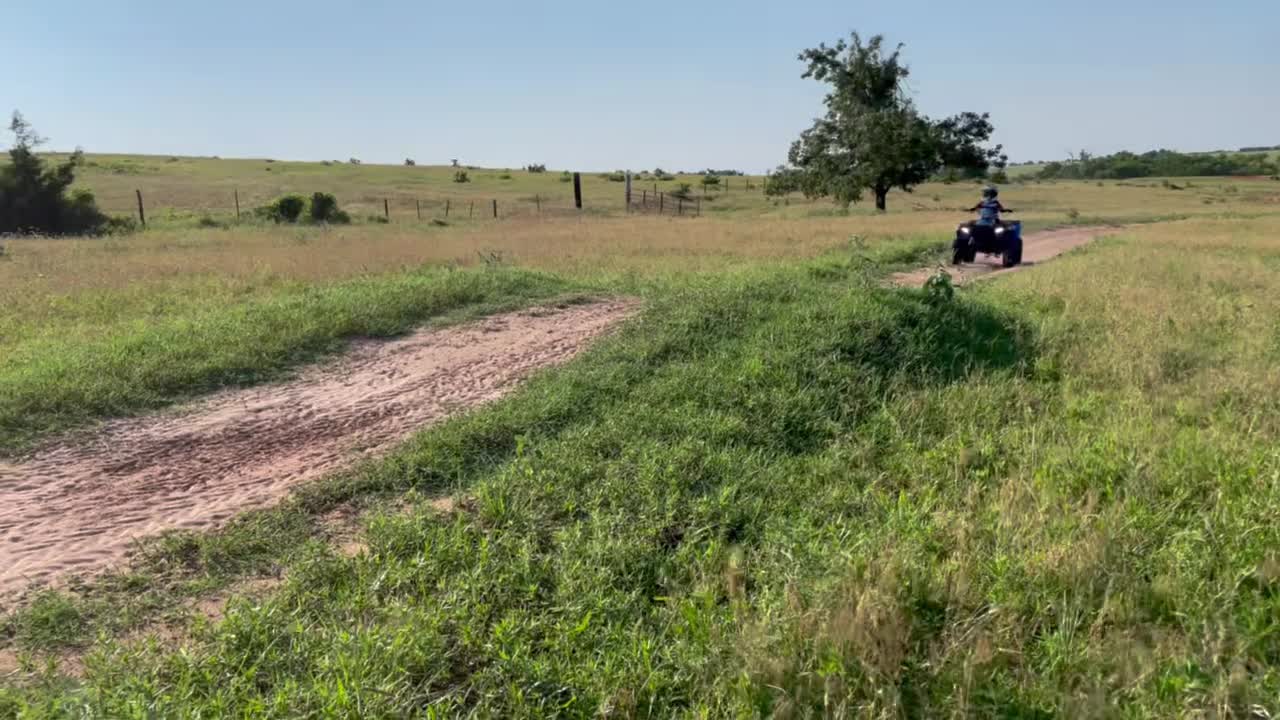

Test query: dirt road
[891,226,1116,287]
[0,299,636,598]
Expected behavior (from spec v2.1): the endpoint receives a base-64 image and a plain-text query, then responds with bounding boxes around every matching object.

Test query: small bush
[525,164,547,173]
[499,173,512,180]
[454,170,471,184]
[404,158,416,166]
[261,194,307,223]
[349,157,362,165]
[988,169,1009,183]
[197,216,224,228]
[307,192,350,224]
[671,183,694,200]
[560,171,573,183]
[1066,208,1080,220]
[702,174,721,188]
[366,214,390,224]
[602,171,626,183]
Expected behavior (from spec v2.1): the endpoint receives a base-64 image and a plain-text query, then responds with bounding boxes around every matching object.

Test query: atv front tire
[1002,238,1023,268]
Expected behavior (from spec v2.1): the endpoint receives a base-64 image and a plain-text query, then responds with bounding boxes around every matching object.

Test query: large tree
[773,33,1005,211]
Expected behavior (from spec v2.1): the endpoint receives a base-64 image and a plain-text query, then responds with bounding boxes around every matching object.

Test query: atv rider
[970,185,1007,227]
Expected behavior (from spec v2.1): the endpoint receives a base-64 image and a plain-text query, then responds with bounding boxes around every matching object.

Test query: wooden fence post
[445,199,450,217]
[234,189,240,220]
[416,199,421,220]
[642,189,648,207]
[384,198,390,220]
[678,197,683,216]
[659,192,664,214]
[492,199,498,218]
[696,197,701,217]
[135,189,146,228]
[469,201,474,218]
[573,172,582,209]
[535,194,541,213]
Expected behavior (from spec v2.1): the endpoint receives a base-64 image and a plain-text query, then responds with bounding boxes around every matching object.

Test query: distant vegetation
[525,164,547,173]
[0,112,112,236]
[258,192,350,224]
[1035,149,1279,180]
[1239,145,1280,153]
[404,158,416,166]
[453,170,470,183]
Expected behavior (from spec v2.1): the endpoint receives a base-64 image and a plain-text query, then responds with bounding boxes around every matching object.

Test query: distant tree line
[1036,149,1279,180]
[1238,145,1280,153]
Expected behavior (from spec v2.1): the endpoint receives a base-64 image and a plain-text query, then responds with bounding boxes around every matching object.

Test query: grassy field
[35,152,1280,226]
[3,158,1280,716]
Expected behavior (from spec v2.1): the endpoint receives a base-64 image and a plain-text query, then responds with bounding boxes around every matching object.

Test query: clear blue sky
[8,0,1276,172]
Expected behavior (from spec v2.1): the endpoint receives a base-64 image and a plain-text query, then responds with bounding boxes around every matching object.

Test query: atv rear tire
[952,247,966,265]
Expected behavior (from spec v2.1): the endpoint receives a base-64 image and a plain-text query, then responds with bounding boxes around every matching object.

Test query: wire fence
[99,175,760,228]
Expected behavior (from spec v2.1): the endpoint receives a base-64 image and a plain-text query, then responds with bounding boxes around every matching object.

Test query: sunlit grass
[3,170,1280,715]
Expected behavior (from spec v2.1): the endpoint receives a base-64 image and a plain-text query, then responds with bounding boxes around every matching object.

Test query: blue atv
[952,215,1023,268]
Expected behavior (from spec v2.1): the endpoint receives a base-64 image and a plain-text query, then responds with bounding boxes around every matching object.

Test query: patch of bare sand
[890,226,1117,287]
[0,299,637,599]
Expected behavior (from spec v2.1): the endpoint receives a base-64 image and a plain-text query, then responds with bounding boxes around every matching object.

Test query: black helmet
[983,185,999,199]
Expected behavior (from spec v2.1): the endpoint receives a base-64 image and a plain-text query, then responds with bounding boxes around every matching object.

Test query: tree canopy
[770,33,1005,211]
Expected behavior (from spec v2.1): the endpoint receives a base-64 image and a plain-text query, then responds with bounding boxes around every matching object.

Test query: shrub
[560,171,573,183]
[454,171,471,184]
[0,112,110,235]
[671,183,694,200]
[261,194,307,223]
[525,164,547,173]
[702,174,721,188]
[404,158,416,166]
[499,173,512,180]
[197,216,223,228]
[307,192,349,224]
[988,169,1009,184]
[349,157,361,165]
[602,171,626,183]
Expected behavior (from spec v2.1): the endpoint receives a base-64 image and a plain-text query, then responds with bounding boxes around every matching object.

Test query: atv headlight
[960,226,970,234]
[995,226,1005,234]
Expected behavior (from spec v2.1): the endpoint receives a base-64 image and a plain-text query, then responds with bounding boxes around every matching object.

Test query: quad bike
[953,213,1023,268]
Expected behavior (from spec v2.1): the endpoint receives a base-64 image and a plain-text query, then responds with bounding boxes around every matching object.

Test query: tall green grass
[5,218,1279,716]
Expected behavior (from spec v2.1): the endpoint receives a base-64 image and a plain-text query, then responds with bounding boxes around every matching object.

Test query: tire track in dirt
[0,299,637,598]
[890,226,1118,287]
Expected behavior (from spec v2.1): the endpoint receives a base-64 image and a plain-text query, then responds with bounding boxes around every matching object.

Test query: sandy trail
[0,299,636,599]
[891,226,1117,287]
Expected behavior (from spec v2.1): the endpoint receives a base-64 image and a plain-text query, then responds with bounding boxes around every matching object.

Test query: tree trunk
[874,186,888,212]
